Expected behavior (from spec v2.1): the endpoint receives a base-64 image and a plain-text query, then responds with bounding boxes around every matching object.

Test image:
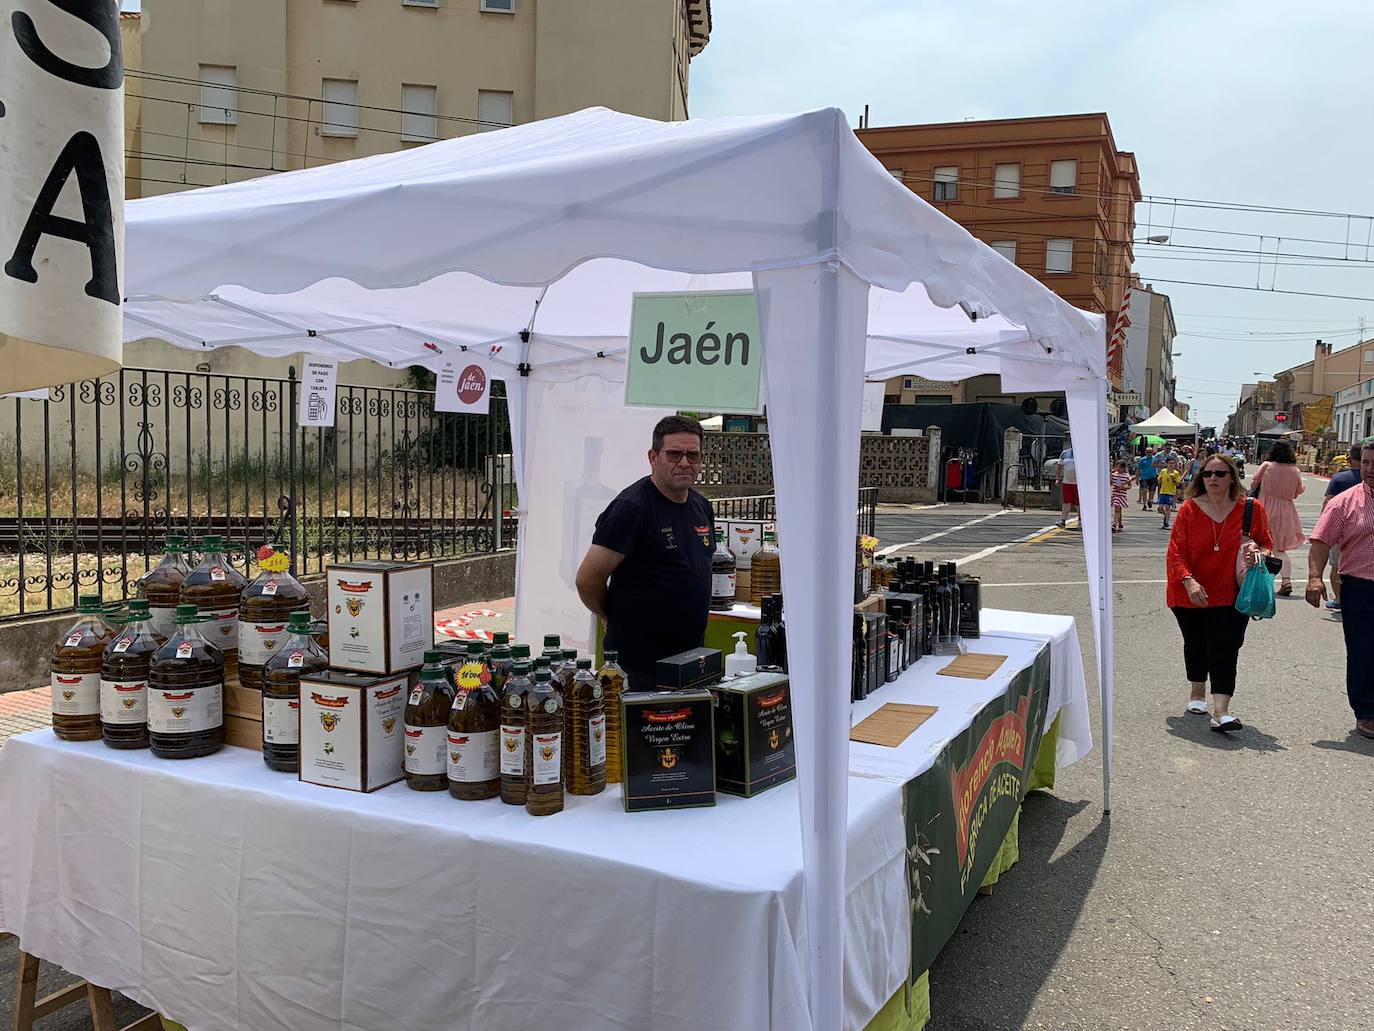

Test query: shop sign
[902,648,1050,978]
[1113,391,1141,406]
[433,352,492,414]
[626,291,763,414]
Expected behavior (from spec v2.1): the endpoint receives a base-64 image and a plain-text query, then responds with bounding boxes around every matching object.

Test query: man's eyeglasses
[660,449,704,465]
[1200,469,1230,479]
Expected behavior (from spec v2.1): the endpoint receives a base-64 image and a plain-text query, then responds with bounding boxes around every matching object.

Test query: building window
[992,163,1020,199]
[480,0,515,10]
[886,168,904,180]
[989,240,1017,264]
[1049,159,1078,195]
[1365,350,1373,364]
[403,0,438,7]
[933,166,958,202]
[198,65,238,125]
[321,78,358,137]
[1045,238,1073,274]
[401,84,438,142]
[902,377,915,389]
[477,89,513,131]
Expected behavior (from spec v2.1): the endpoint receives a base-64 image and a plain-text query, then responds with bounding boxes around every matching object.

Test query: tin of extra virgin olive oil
[619,689,715,812]
[710,671,795,797]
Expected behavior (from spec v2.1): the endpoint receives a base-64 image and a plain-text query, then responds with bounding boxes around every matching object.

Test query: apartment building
[1120,281,1177,421]
[857,112,1140,409]
[128,0,711,199]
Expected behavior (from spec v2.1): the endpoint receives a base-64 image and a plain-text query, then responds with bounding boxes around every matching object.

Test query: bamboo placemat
[849,703,939,747]
[937,653,1008,680]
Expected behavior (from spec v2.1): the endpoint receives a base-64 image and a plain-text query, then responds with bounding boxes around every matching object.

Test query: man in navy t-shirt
[1322,444,1363,611]
[576,415,716,689]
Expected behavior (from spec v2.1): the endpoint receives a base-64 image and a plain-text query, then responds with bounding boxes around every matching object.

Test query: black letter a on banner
[4,131,119,304]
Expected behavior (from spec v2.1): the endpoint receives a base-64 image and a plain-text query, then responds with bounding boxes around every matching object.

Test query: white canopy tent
[121,106,1111,1030]
[1131,405,1199,436]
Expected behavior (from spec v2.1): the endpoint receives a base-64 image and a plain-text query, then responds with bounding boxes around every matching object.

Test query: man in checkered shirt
[1307,447,1374,738]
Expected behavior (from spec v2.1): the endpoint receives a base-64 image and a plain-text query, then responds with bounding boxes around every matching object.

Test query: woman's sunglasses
[1200,469,1231,479]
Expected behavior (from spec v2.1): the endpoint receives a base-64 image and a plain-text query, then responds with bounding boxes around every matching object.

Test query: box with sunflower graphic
[298,670,409,792]
[709,671,795,797]
[619,689,715,812]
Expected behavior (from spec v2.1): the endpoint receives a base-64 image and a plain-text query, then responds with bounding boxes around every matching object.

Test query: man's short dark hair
[1350,444,1363,462]
[652,415,704,451]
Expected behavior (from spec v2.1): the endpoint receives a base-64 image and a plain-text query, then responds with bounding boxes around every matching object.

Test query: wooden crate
[223,712,262,752]
[222,675,262,753]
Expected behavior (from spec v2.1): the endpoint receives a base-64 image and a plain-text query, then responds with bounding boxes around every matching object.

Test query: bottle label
[148,606,177,637]
[262,579,279,596]
[100,679,146,724]
[408,686,424,706]
[712,572,737,597]
[51,672,99,716]
[531,731,561,785]
[176,641,194,659]
[588,714,606,769]
[148,683,223,733]
[210,565,226,582]
[238,620,290,664]
[64,632,84,648]
[447,729,498,782]
[111,636,133,653]
[403,723,446,775]
[287,649,305,669]
[200,607,239,651]
[500,724,525,775]
[262,696,300,744]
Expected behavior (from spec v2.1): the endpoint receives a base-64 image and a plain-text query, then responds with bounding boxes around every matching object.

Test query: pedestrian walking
[1249,440,1306,596]
[1166,454,1274,731]
[1304,447,1374,739]
[1056,442,1078,528]
[1320,444,1362,612]
[1111,460,1132,533]
[1138,447,1159,509]
[1157,458,1183,529]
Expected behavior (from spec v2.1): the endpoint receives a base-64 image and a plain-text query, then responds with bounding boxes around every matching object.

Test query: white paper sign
[298,358,337,427]
[2,387,49,400]
[0,1,125,392]
[434,355,492,414]
[861,381,886,432]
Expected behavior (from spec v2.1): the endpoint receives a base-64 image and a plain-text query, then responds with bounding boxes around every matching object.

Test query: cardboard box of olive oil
[710,671,795,797]
[655,647,723,692]
[298,670,408,792]
[620,689,716,812]
[327,561,433,675]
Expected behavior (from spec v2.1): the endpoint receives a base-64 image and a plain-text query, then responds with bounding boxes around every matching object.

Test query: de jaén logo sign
[626,290,763,415]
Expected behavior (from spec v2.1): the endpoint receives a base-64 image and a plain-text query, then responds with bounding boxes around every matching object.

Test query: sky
[691,0,1374,429]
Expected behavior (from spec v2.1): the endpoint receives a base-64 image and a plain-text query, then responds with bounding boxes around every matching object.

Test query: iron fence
[711,487,879,538]
[0,366,512,624]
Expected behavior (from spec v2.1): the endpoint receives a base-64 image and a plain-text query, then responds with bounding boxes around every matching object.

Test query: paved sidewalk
[0,687,50,748]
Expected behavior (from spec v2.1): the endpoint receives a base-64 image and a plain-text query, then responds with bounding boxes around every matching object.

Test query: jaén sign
[626,290,763,414]
[434,354,491,414]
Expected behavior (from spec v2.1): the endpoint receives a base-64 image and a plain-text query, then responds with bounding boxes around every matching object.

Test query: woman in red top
[1166,454,1274,731]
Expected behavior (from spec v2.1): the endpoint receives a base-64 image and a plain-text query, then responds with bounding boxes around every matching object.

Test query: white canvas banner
[298,358,338,427]
[434,354,492,414]
[0,0,125,392]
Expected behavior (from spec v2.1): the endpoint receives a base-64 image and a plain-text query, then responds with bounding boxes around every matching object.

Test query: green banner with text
[903,646,1051,979]
[625,290,763,414]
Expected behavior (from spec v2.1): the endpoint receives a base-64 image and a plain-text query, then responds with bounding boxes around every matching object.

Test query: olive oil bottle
[51,595,115,741]
[238,546,310,692]
[559,648,578,694]
[100,598,165,750]
[750,530,781,603]
[447,642,502,801]
[540,634,562,667]
[136,535,190,638]
[596,650,627,785]
[180,536,247,677]
[404,655,455,791]
[486,632,513,698]
[500,659,534,806]
[565,658,606,796]
[261,610,329,772]
[524,668,564,816]
[711,530,737,611]
[148,604,225,759]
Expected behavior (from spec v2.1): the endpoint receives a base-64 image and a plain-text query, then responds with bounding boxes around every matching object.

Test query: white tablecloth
[0,615,1088,1031]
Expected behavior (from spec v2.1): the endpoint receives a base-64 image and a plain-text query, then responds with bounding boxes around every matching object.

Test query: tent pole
[1100,378,1113,814]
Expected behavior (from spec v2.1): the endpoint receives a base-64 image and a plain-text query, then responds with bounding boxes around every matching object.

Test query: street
[881,476,1372,1030]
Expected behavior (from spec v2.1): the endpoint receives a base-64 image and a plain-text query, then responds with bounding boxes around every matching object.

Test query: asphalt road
[3,476,1367,1030]
[884,475,1373,1031]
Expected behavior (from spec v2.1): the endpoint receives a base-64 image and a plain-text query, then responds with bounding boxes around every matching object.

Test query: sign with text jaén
[626,291,763,414]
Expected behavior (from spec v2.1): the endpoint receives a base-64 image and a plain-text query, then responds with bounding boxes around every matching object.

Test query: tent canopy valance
[122,105,1110,1031]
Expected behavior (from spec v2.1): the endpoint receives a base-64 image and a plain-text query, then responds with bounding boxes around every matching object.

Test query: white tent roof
[121,106,1111,1031]
[1131,405,1198,434]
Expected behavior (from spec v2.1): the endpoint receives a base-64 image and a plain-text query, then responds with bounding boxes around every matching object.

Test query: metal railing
[711,487,879,538]
[0,367,512,623]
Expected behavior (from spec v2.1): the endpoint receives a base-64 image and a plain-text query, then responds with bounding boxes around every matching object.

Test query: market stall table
[0,612,1088,1031]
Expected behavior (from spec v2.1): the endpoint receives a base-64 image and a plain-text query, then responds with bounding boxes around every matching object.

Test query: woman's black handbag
[1241,498,1283,573]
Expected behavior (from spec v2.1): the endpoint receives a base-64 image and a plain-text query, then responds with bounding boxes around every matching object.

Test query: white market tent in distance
[121,106,1110,1031]
[1131,405,1199,436]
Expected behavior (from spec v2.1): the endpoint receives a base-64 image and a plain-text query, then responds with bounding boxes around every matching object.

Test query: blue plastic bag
[1235,563,1276,620]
